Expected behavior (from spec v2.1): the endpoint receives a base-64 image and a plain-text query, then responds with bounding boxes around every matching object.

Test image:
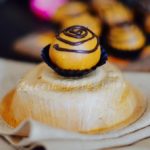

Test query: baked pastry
[107,23,146,59]
[42,25,107,77]
[52,1,88,23]
[62,13,102,36]
[92,0,133,26]
[0,26,146,134]
[0,62,145,133]
[30,0,68,20]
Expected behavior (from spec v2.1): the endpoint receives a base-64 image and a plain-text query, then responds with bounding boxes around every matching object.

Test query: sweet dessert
[107,23,146,59]
[62,13,102,36]
[0,26,146,134]
[42,25,107,77]
[52,1,88,23]
[92,0,133,26]
[30,0,68,20]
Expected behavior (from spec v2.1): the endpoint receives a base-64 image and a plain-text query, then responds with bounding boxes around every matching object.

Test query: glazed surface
[49,26,101,70]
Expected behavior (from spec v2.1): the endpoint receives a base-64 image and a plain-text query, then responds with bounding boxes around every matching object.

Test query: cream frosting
[0,63,145,133]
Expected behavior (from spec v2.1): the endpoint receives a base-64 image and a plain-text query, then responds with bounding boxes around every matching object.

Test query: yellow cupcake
[53,1,88,23]
[49,25,101,70]
[62,13,102,36]
[108,24,145,51]
[92,0,133,26]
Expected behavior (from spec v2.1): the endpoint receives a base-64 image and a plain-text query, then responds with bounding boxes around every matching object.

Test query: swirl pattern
[93,1,133,26]
[53,25,99,54]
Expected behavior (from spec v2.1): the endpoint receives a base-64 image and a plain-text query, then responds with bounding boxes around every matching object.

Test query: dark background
[0,0,57,62]
[0,0,137,62]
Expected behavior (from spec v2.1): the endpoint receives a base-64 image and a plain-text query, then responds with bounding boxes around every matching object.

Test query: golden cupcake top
[108,23,146,50]
[53,1,88,23]
[93,1,133,26]
[42,25,107,77]
[62,13,102,36]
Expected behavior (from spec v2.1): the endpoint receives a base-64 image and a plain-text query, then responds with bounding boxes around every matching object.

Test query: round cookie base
[0,84,146,134]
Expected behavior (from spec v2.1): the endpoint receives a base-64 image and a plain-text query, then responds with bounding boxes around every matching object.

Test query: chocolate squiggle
[53,25,99,53]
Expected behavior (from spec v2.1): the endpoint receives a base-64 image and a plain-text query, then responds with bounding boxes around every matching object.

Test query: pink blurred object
[30,0,68,20]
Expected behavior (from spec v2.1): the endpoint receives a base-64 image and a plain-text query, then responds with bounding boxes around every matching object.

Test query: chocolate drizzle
[53,43,99,54]
[64,26,88,38]
[53,25,99,53]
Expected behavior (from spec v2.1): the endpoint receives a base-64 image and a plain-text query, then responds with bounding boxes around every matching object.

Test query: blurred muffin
[107,23,146,59]
[92,0,133,26]
[52,1,88,23]
[62,13,102,36]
